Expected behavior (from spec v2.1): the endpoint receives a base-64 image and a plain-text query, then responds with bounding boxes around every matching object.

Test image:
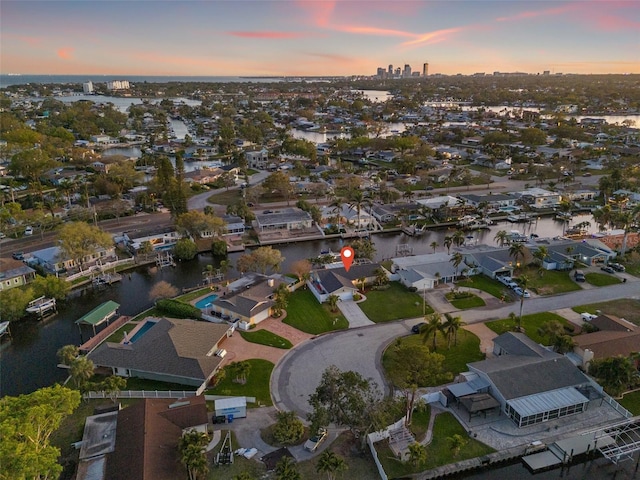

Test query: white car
[304,427,328,452]
[581,312,598,321]
[513,287,531,298]
[24,226,33,236]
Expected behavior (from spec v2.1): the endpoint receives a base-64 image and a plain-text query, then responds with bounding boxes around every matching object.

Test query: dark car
[600,265,615,274]
[609,263,625,272]
[412,322,426,334]
[304,427,328,452]
[262,210,273,214]
[12,252,24,261]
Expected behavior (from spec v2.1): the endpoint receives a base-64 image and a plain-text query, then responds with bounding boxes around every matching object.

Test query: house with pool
[87,317,232,394]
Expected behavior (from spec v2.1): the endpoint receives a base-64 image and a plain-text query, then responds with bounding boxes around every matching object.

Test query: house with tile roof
[572,315,640,370]
[87,318,231,394]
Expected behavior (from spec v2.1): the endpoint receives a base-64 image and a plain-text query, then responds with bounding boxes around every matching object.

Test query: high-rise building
[82,81,94,94]
[377,67,385,78]
[106,80,130,90]
[422,63,429,77]
[395,67,401,76]
[388,64,393,76]
[403,64,411,78]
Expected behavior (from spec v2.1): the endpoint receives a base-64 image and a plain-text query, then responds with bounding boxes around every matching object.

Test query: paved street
[271,281,640,417]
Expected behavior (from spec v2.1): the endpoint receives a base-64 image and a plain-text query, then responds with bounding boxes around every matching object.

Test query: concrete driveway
[337,300,374,328]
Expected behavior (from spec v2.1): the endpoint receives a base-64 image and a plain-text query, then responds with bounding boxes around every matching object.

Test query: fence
[602,393,633,419]
[65,258,134,282]
[367,433,389,480]
[84,390,197,400]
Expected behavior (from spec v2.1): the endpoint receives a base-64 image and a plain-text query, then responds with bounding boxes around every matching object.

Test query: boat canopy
[76,301,120,327]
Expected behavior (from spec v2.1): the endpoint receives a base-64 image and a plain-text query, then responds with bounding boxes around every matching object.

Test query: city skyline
[1,0,639,77]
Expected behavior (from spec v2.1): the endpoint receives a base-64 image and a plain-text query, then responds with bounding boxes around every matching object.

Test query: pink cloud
[334,25,415,38]
[57,47,74,60]
[227,31,307,39]
[295,0,336,27]
[402,27,465,47]
[496,4,578,22]
[3,33,43,47]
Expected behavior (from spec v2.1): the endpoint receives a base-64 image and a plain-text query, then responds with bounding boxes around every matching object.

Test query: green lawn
[457,276,513,301]
[376,412,495,477]
[178,287,213,303]
[585,272,623,286]
[206,189,242,206]
[619,391,640,416]
[445,292,486,309]
[517,266,581,295]
[486,312,573,344]
[207,359,274,407]
[572,299,640,325]
[409,406,431,442]
[239,329,292,349]
[359,282,433,322]
[284,289,349,334]
[383,329,484,385]
[105,322,138,343]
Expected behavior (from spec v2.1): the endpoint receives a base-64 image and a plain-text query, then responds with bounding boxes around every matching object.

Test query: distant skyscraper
[106,80,130,90]
[83,81,93,94]
[422,63,429,77]
[403,64,411,78]
[395,67,401,76]
[388,64,393,75]
[377,67,385,78]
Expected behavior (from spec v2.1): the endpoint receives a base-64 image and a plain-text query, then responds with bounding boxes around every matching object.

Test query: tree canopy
[58,222,114,271]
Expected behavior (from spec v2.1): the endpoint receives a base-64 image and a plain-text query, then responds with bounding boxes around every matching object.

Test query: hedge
[156,299,202,319]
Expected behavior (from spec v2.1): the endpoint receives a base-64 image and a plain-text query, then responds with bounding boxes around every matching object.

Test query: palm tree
[430,241,439,253]
[316,450,348,480]
[447,434,468,457]
[374,267,388,286]
[443,235,453,254]
[421,313,442,351]
[450,252,464,278]
[275,456,301,480]
[532,246,549,274]
[327,294,339,312]
[70,356,95,390]
[403,188,415,202]
[358,277,367,292]
[273,283,290,317]
[407,442,427,467]
[507,312,519,332]
[228,361,251,384]
[329,198,343,231]
[494,230,509,247]
[517,275,529,331]
[443,313,466,347]
[57,344,79,366]
[179,431,210,480]
[452,229,465,247]
[348,190,371,230]
[509,242,526,271]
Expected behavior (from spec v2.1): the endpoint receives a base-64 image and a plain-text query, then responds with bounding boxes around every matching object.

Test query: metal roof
[507,387,589,418]
[76,301,120,326]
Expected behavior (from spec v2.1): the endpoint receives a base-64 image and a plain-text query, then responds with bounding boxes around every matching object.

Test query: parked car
[12,252,24,261]
[304,427,328,452]
[0,232,6,239]
[574,270,585,282]
[581,312,598,321]
[600,265,615,274]
[609,263,625,272]
[506,281,519,290]
[412,322,426,334]
[24,226,33,236]
[513,287,531,298]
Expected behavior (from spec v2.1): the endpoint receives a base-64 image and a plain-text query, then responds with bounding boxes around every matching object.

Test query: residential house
[459,193,517,211]
[459,245,514,279]
[536,238,612,269]
[466,332,594,428]
[245,148,269,169]
[374,150,397,162]
[0,258,37,291]
[370,203,419,223]
[205,273,295,325]
[183,168,224,185]
[591,229,640,252]
[88,317,231,394]
[76,396,208,480]
[255,208,313,232]
[122,227,180,253]
[308,263,382,302]
[572,315,640,370]
[392,253,460,290]
[91,161,110,174]
[320,204,375,229]
[28,245,116,275]
[515,188,561,209]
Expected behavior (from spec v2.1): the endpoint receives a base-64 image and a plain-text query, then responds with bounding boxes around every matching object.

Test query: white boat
[466,218,492,230]
[457,215,478,228]
[507,213,532,223]
[0,321,10,337]
[26,296,57,315]
[509,230,528,243]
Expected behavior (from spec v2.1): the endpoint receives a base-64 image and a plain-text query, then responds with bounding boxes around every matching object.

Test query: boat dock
[26,296,57,316]
[92,272,123,287]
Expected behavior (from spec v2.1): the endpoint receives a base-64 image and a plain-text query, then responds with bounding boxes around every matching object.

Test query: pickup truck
[581,312,598,321]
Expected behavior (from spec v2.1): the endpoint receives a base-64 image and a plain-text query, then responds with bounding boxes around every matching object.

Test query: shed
[214,397,247,419]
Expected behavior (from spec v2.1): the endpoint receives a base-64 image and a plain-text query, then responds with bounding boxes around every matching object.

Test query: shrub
[272,411,305,445]
[211,239,228,256]
[353,293,362,301]
[156,299,202,319]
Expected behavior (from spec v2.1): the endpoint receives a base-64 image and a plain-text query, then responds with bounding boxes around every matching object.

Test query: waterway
[0,214,597,398]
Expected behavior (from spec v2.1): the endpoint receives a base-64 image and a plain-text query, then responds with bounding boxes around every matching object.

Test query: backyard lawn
[486,312,573,344]
[283,289,348,334]
[359,282,433,322]
[105,322,139,343]
[376,412,495,477]
[457,276,513,301]
[383,329,484,384]
[445,291,486,309]
[207,359,274,407]
[619,391,640,416]
[518,266,581,295]
[239,329,292,349]
[584,272,623,287]
[572,299,640,325]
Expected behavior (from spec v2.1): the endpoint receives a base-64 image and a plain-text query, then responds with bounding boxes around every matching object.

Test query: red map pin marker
[340,246,354,272]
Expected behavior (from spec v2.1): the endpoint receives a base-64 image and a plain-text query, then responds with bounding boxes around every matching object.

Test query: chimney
[268,278,275,287]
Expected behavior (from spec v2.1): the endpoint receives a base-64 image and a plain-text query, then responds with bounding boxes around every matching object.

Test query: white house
[515,188,561,209]
[392,253,460,290]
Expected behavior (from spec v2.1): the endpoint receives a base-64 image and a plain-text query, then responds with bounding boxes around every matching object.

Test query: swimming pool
[195,294,219,309]
[128,320,157,343]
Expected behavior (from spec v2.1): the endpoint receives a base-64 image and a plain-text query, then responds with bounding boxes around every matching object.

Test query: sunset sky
[1,0,639,76]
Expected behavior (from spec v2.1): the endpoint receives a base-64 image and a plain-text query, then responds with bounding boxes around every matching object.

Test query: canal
[0,214,596,397]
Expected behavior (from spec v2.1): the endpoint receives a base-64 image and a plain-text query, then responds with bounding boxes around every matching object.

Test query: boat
[507,213,532,223]
[26,296,57,315]
[466,218,492,230]
[509,230,528,243]
[457,215,478,228]
[555,212,573,221]
[0,321,10,338]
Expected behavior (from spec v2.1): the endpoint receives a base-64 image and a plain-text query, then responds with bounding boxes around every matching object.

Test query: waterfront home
[572,315,640,370]
[76,396,208,480]
[320,204,376,229]
[308,263,382,302]
[370,202,419,223]
[88,318,231,394]
[465,333,595,428]
[254,208,313,232]
[245,148,269,169]
[538,238,611,268]
[459,193,517,211]
[515,188,561,209]
[205,273,295,325]
[28,245,116,275]
[459,245,515,279]
[121,227,180,253]
[183,167,224,185]
[391,253,459,290]
[0,258,36,291]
